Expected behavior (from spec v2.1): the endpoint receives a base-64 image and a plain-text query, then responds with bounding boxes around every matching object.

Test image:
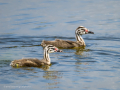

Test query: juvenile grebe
[10,45,62,67]
[41,26,94,48]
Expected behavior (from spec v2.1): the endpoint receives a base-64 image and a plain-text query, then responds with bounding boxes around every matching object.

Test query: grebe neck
[44,49,50,64]
[75,34,85,45]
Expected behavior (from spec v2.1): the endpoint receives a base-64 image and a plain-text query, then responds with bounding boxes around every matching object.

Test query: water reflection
[43,71,62,80]
[43,71,63,89]
[11,66,63,89]
[74,46,85,55]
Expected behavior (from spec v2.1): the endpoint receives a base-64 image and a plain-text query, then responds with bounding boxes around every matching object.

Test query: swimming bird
[41,26,94,48]
[10,45,62,67]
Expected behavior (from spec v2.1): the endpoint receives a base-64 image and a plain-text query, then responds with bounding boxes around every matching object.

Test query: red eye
[85,29,88,32]
[54,48,58,51]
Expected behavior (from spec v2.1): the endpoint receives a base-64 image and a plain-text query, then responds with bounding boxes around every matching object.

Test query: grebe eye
[85,29,88,32]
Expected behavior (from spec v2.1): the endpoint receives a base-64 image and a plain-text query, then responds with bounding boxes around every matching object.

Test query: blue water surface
[0,0,120,90]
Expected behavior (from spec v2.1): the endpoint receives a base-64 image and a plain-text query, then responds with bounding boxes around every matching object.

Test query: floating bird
[41,26,94,48]
[10,45,62,67]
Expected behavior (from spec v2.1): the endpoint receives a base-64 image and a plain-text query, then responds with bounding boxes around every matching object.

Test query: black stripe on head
[47,45,54,48]
[46,45,58,53]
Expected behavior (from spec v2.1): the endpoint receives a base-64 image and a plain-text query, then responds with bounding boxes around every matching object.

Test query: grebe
[41,26,94,48]
[10,45,62,67]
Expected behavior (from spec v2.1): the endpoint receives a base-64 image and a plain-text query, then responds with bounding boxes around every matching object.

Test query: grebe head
[45,45,62,53]
[75,26,94,35]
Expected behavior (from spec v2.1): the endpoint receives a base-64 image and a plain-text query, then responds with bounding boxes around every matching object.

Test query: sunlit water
[0,0,120,90]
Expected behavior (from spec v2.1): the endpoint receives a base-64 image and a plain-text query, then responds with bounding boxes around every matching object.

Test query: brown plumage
[41,39,83,48]
[10,58,48,67]
[41,26,94,48]
[10,45,62,67]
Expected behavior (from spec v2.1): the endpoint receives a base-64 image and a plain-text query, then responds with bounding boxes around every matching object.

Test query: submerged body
[10,45,62,67]
[41,26,94,48]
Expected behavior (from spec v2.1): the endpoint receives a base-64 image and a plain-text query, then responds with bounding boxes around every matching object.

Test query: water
[0,0,120,90]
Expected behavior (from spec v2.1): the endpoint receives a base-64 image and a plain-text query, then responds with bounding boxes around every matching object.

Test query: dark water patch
[0,35,43,49]
[14,35,74,40]
[112,66,120,69]
[95,49,120,57]
[95,69,115,72]
[39,35,75,40]
[18,21,33,25]
[93,36,120,41]
[1,44,41,49]
[2,46,18,49]
[17,35,43,39]
[66,20,86,24]
[86,43,97,48]
[81,76,100,80]
[13,15,43,22]
[62,60,77,63]
[33,25,51,30]
[0,35,77,44]
[77,60,97,63]
[54,71,70,72]
[20,7,37,11]
[33,22,55,30]
[97,52,111,55]
[12,13,30,17]
[51,62,58,65]
[21,44,41,47]
[61,55,73,58]
[0,34,17,39]
[0,36,24,43]
[0,3,8,5]
[34,21,56,25]
[14,16,35,21]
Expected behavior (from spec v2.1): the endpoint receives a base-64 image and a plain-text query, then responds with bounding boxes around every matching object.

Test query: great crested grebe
[10,45,62,67]
[41,26,94,48]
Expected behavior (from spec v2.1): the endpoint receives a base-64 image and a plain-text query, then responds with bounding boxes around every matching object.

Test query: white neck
[44,49,51,64]
[75,34,85,45]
